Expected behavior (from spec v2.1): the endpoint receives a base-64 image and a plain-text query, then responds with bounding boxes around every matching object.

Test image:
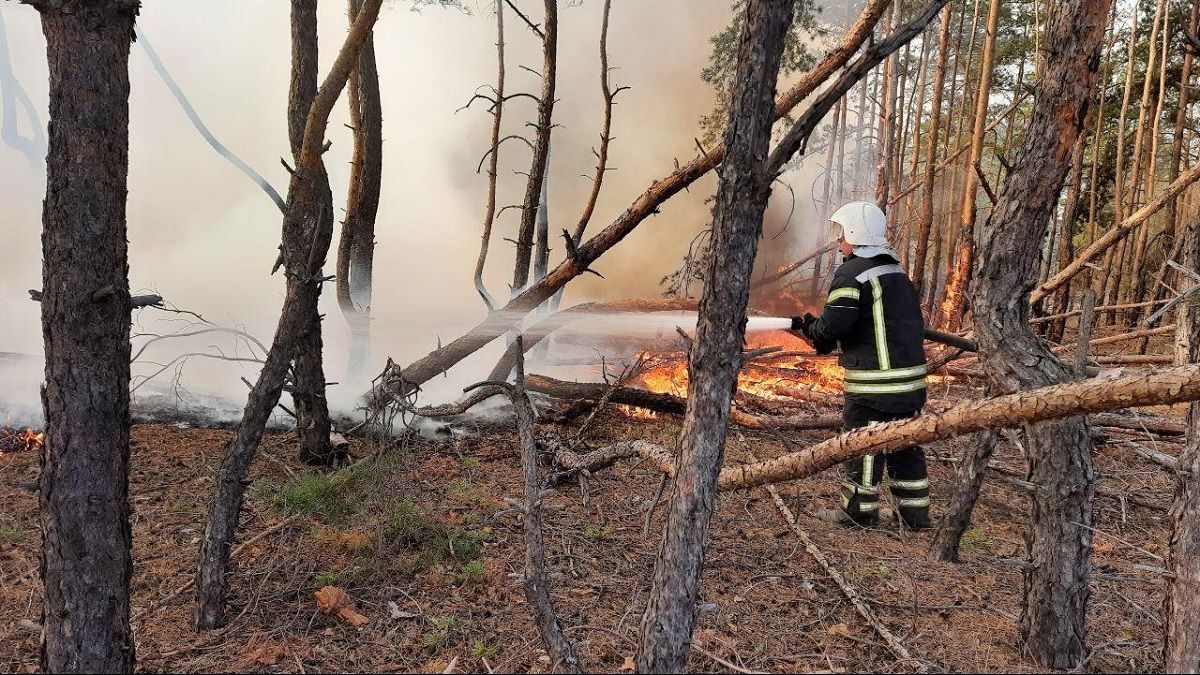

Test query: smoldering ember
[6,0,1200,673]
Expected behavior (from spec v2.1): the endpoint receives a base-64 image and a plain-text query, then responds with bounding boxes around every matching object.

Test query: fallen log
[1091,412,1186,436]
[525,373,843,430]
[717,365,1200,491]
[582,366,1200,490]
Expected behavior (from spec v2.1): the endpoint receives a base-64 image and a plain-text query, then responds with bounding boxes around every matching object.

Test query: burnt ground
[0,403,1186,673]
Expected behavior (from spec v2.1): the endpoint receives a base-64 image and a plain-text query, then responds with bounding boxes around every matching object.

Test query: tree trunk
[874,0,901,208]
[1145,0,1200,330]
[512,0,557,294]
[287,0,335,464]
[195,0,382,629]
[635,1,794,669]
[473,1,505,310]
[1122,0,1169,314]
[913,4,951,295]
[1164,214,1200,671]
[1092,6,1139,308]
[1047,133,1088,341]
[36,1,139,671]
[938,0,1000,331]
[338,0,382,385]
[970,0,1111,666]
[930,431,998,561]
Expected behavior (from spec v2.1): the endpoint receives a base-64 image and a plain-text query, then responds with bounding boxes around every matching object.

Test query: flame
[614,334,846,418]
[617,404,658,420]
[20,428,44,451]
[1,427,44,454]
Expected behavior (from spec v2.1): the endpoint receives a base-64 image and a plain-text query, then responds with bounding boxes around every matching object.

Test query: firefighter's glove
[790,313,818,338]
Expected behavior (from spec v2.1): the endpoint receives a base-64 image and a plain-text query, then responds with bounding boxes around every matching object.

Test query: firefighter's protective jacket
[807,252,927,413]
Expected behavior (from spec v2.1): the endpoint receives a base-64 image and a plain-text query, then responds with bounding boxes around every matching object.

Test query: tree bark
[512,0,557,294]
[287,0,335,464]
[195,0,382,629]
[338,0,382,384]
[35,1,139,671]
[635,1,794,670]
[970,0,1111,665]
[1164,214,1200,672]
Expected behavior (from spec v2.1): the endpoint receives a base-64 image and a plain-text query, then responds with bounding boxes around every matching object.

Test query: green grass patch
[384,499,485,562]
[959,527,994,553]
[253,454,400,522]
[422,616,462,653]
[582,525,615,541]
[0,520,24,545]
[457,561,488,585]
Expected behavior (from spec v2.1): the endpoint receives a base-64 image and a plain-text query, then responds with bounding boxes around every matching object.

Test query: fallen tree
[561,365,1200,491]
[524,373,842,430]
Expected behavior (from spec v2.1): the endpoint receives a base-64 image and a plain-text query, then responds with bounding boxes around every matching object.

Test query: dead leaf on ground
[617,656,637,672]
[240,644,286,667]
[313,585,370,627]
[827,622,851,636]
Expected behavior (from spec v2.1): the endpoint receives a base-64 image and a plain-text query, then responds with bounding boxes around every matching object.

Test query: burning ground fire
[615,329,846,418]
[0,427,44,454]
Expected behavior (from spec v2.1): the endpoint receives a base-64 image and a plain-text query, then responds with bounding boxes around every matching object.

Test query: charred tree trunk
[971,0,1110,666]
[512,0,557,294]
[1164,217,1200,671]
[635,1,794,669]
[34,1,139,670]
[338,0,382,385]
[195,0,382,629]
[287,0,335,464]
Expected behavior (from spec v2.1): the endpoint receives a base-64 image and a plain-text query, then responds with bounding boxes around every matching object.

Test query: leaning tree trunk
[195,0,383,629]
[287,0,335,464]
[338,0,382,386]
[1164,217,1200,671]
[970,0,1111,666]
[35,1,139,671]
[635,0,794,670]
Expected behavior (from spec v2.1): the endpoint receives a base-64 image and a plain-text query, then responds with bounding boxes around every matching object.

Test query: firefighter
[792,200,931,529]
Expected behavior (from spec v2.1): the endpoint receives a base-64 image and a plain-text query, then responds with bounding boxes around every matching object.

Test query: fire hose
[788,315,977,353]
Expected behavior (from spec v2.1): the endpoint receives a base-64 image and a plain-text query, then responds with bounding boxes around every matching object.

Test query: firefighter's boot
[839,452,885,527]
[887,445,931,529]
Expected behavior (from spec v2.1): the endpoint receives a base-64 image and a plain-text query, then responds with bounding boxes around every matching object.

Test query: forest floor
[0,399,1186,673]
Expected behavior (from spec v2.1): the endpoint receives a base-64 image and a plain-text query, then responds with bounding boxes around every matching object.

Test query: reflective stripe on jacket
[807,254,927,413]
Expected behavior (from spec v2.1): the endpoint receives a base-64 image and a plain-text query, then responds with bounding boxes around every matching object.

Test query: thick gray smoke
[0,1,841,424]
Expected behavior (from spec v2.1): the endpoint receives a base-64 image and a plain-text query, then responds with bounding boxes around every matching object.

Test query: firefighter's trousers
[840,400,930,524]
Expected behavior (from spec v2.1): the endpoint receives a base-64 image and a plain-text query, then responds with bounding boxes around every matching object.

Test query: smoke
[0,0,846,422]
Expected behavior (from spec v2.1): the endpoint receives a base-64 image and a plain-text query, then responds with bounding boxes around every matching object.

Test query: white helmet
[829,201,888,247]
